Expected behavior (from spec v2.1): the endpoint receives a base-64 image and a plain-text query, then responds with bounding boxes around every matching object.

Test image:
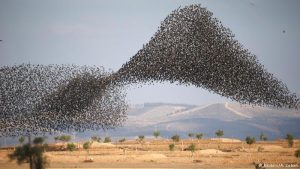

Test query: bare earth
[0,139,299,169]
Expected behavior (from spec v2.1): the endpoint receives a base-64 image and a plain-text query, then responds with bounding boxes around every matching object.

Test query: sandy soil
[1,139,299,169]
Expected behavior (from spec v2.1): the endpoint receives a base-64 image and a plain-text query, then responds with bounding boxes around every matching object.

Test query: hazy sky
[1,0,299,105]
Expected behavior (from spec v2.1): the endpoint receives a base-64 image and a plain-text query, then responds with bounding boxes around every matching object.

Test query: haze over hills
[1,102,299,146]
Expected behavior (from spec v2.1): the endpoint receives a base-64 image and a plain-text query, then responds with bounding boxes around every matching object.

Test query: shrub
[286,133,294,147]
[196,133,203,140]
[67,143,76,151]
[33,137,45,145]
[257,146,264,152]
[188,133,194,138]
[169,143,175,151]
[9,137,48,169]
[186,143,196,152]
[171,134,180,142]
[259,133,268,141]
[104,137,111,143]
[153,131,160,138]
[119,138,126,143]
[91,136,101,142]
[215,130,224,138]
[138,135,145,141]
[18,137,25,145]
[245,136,256,146]
[295,149,300,158]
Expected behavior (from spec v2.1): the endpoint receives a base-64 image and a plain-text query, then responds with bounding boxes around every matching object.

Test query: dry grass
[1,139,299,169]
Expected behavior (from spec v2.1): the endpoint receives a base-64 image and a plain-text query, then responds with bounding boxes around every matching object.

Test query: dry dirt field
[0,138,299,169]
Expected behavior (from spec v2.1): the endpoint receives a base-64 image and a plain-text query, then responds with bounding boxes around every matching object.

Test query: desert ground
[0,138,299,169]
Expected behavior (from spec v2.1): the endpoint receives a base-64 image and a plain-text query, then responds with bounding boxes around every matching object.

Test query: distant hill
[1,102,299,146]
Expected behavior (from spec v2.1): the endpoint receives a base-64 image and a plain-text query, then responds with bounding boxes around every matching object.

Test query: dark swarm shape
[0,64,127,137]
[117,4,299,109]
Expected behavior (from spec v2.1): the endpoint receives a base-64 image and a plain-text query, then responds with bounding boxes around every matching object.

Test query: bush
[83,141,91,150]
[67,143,76,151]
[215,130,224,138]
[171,134,180,142]
[196,133,203,140]
[259,133,268,141]
[91,136,101,142]
[286,133,294,147]
[138,135,145,141]
[245,136,256,146]
[188,133,194,138]
[169,143,175,151]
[119,138,126,143]
[295,149,300,158]
[104,137,111,143]
[9,137,48,169]
[153,131,160,138]
[33,137,45,145]
[257,146,264,152]
[185,143,196,152]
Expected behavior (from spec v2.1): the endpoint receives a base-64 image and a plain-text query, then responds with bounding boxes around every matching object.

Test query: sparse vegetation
[257,146,264,152]
[9,136,48,169]
[169,143,175,151]
[215,130,224,138]
[55,135,72,143]
[18,137,25,145]
[104,137,111,143]
[245,136,256,147]
[138,135,145,142]
[259,133,268,141]
[91,136,101,142]
[171,134,180,142]
[33,137,45,145]
[119,138,126,143]
[295,149,300,158]
[83,141,92,160]
[67,143,76,152]
[196,133,203,141]
[188,133,194,140]
[286,133,294,147]
[153,131,160,139]
[186,143,196,157]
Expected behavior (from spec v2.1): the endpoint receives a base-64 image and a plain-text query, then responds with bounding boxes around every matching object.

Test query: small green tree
[119,138,126,143]
[188,133,194,140]
[153,131,160,139]
[215,130,224,138]
[259,133,268,141]
[171,134,180,143]
[33,137,45,145]
[286,133,294,147]
[138,135,145,142]
[196,133,203,143]
[67,143,76,152]
[295,149,300,158]
[186,143,196,157]
[83,141,92,160]
[104,137,111,143]
[169,143,175,151]
[54,136,59,143]
[9,137,48,169]
[59,135,72,142]
[18,137,25,146]
[91,136,101,142]
[245,136,256,147]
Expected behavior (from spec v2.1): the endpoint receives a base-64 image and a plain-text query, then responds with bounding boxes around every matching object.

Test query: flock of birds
[0,5,299,137]
[0,65,127,136]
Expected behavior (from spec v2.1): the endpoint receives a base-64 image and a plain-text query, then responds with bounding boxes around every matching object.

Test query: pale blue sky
[0,0,299,105]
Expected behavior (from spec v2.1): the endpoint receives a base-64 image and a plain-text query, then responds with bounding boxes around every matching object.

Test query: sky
[0,0,300,105]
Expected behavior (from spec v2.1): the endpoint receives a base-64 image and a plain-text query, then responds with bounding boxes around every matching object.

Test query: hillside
[80,102,300,140]
[1,102,299,146]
